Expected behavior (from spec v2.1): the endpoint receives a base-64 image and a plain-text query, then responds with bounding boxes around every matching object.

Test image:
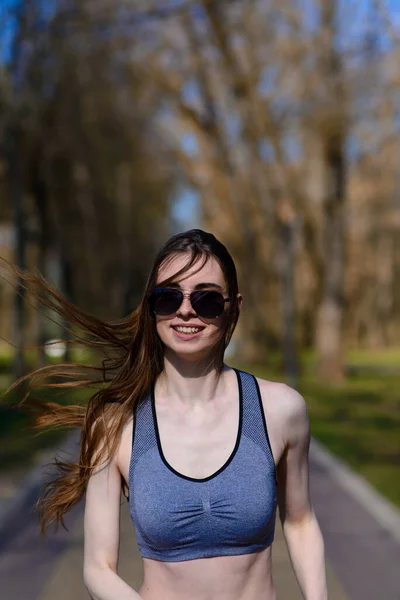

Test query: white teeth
[175,326,201,334]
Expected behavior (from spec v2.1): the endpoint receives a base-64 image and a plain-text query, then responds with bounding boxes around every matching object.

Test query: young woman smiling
[11,229,328,600]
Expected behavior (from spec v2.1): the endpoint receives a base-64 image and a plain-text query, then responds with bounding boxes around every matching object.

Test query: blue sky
[171,187,201,230]
[0,1,17,62]
[2,0,400,59]
[386,0,400,19]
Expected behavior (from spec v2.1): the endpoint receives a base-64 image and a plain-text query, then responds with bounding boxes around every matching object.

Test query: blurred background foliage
[0,0,399,504]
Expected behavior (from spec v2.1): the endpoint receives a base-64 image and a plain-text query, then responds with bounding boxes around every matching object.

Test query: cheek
[155,317,171,341]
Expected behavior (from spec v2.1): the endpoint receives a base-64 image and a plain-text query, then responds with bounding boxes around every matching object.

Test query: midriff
[138,546,277,600]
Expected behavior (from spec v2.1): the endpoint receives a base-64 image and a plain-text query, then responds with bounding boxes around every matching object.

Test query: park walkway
[1,436,400,599]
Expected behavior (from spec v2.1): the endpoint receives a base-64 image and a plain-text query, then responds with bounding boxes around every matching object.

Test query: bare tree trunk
[282,216,301,389]
[60,255,73,363]
[315,166,346,381]
[10,128,27,381]
[33,173,48,368]
[315,1,347,381]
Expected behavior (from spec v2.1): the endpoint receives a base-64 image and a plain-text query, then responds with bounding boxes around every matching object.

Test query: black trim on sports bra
[253,375,278,486]
[151,367,243,483]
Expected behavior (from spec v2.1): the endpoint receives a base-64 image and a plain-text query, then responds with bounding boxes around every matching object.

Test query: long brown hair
[4,229,240,533]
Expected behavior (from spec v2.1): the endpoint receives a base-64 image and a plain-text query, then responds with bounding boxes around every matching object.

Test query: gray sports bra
[128,368,277,562]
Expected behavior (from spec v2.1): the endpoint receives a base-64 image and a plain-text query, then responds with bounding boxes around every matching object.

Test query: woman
[10,229,327,600]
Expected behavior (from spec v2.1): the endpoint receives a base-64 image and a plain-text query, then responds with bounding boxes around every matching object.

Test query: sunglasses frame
[147,287,232,319]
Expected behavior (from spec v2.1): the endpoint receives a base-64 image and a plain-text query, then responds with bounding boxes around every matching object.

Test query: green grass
[0,386,90,472]
[238,362,400,509]
[346,347,400,367]
[302,375,400,507]
[0,347,98,473]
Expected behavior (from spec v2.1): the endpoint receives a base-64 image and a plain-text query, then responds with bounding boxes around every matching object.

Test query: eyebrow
[165,282,223,291]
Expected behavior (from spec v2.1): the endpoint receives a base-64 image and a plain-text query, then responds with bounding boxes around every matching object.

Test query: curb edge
[310,436,400,545]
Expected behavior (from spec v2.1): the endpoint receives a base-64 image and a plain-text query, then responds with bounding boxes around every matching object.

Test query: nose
[177,293,196,317]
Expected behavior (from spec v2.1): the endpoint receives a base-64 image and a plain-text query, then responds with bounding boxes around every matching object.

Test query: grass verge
[0,346,97,473]
[0,386,89,473]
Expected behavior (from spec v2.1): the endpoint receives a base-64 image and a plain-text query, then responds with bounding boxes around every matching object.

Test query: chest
[130,444,277,554]
[154,399,240,480]
[118,379,286,493]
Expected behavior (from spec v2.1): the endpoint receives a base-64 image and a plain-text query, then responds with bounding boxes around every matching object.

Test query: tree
[1,0,176,375]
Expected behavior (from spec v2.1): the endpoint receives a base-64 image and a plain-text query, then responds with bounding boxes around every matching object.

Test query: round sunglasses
[147,288,231,319]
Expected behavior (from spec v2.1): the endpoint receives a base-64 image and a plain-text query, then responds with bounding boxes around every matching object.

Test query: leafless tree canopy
[1,0,399,380]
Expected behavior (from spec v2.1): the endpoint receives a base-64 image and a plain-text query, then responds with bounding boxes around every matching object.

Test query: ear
[236,293,243,313]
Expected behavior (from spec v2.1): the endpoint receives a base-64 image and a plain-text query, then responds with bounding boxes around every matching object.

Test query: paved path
[309,440,400,600]
[0,481,348,599]
[1,436,400,599]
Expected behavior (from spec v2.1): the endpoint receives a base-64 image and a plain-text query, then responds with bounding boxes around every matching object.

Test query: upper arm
[83,443,122,576]
[275,385,312,525]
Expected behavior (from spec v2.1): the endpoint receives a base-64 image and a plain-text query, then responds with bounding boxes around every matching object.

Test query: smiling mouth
[172,325,205,334]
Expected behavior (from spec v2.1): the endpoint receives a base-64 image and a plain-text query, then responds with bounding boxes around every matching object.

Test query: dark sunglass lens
[191,290,225,318]
[151,289,182,315]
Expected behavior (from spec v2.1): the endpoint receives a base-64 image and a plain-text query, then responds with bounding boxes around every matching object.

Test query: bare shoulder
[255,377,307,417]
[255,377,309,445]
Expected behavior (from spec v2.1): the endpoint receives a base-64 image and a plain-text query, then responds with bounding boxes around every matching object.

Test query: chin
[167,340,212,358]
[160,332,223,360]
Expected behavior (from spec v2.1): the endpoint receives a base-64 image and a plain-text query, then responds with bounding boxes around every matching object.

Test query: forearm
[281,511,328,600]
[84,565,144,600]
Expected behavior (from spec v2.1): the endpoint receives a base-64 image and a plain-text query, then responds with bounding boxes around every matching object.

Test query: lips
[171,324,206,339]
[171,324,206,332]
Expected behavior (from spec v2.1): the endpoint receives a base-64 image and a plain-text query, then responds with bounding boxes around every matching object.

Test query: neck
[156,351,229,407]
